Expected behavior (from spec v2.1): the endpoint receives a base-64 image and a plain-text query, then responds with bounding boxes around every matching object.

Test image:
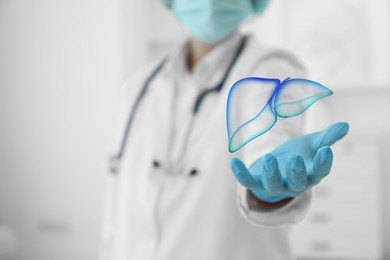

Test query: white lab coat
[99,33,313,260]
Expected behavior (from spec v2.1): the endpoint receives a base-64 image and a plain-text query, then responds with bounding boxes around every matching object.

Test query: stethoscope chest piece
[109,155,120,175]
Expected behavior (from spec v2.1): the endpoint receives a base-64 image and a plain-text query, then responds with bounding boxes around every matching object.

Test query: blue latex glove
[231,122,349,203]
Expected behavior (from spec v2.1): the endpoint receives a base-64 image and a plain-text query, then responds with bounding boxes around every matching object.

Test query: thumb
[230,158,258,190]
[311,122,349,149]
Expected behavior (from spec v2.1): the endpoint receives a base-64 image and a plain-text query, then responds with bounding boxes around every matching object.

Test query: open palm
[231,122,349,203]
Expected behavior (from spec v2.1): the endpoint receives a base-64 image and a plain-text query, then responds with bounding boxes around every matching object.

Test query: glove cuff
[251,190,289,203]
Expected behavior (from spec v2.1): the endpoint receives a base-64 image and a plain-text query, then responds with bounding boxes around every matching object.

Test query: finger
[312,122,349,149]
[230,158,259,190]
[258,154,284,194]
[286,154,308,192]
[308,146,333,184]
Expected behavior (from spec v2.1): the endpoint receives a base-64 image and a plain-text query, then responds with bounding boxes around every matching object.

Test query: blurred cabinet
[291,136,384,259]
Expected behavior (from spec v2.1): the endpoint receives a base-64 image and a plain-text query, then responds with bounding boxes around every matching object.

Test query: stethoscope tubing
[109,36,247,175]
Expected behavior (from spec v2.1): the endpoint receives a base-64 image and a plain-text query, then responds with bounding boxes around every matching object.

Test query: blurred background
[0,0,389,259]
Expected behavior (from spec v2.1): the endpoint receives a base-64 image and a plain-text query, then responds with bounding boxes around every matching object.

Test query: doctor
[99,0,349,259]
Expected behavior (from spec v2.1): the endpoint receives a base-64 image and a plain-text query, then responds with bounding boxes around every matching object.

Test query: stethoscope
[109,36,248,175]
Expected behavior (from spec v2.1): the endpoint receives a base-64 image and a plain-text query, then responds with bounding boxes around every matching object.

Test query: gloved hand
[231,122,349,203]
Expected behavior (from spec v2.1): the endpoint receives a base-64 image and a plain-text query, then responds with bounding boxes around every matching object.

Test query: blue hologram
[226,77,333,153]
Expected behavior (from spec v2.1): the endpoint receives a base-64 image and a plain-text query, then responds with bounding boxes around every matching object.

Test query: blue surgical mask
[165,0,267,44]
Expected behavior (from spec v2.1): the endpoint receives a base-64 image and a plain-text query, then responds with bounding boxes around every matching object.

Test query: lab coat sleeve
[98,171,119,260]
[98,62,162,260]
[98,74,140,260]
[237,50,313,227]
[237,185,313,227]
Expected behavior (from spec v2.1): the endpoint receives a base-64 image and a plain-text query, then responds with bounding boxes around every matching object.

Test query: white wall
[120,0,187,74]
[0,1,123,259]
[245,0,390,87]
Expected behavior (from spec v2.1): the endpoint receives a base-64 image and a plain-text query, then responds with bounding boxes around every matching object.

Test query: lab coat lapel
[186,35,268,160]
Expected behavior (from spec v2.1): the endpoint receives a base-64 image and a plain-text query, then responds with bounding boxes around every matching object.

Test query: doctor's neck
[186,38,216,72]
